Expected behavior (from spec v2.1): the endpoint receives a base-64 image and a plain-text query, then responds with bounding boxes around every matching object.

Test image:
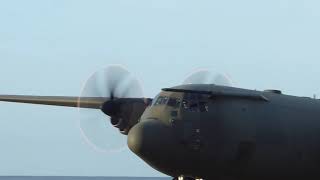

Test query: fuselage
[128,84,320,180]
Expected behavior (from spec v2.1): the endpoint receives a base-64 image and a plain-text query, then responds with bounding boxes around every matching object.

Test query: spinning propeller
[78,65,144,153]
[183,69,234,86]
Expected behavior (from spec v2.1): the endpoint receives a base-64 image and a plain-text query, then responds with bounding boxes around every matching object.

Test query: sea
[0,177,170,180]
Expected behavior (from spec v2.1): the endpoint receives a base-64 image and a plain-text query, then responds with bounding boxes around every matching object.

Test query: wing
[0,95,109,109]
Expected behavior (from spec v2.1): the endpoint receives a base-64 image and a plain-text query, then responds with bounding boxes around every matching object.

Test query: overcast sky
[0,0,320,177]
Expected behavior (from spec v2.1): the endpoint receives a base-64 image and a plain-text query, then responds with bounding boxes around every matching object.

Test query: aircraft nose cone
[128,120,172,157]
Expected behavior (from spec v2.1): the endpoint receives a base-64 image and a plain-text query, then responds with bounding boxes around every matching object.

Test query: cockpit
[182,93,209,112]
[152,93,209,112]
[152,96,181,108]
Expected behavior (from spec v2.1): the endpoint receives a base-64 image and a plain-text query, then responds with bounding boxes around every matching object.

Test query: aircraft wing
[0,95,108,109]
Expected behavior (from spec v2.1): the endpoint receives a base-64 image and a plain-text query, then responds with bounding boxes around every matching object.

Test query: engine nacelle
[102,98,152,135]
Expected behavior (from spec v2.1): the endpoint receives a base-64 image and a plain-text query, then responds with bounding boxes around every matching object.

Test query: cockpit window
[152,96,181,108]
[167,97,181,108]
[199,101,209,112]
[183,93,209,112]
[182,100,200,112]
[154,96,169,105]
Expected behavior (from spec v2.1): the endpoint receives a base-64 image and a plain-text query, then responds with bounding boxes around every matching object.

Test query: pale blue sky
[1,0,320,177]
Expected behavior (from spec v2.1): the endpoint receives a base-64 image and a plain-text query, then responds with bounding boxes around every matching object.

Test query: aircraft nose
[128,119,173,157]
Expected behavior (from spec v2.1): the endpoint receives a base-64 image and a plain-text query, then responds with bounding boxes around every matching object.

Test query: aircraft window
[182,100,199,112]
[151,95,160,106]
[199,101,209,112]
[167,98,181,108]
[154,96,169,105]
[182,100,188,109]
[189,102,199,112]
[152,96,181,108]
[183,94,209,112]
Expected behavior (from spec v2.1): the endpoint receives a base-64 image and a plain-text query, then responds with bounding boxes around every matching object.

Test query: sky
[0,0,320,177]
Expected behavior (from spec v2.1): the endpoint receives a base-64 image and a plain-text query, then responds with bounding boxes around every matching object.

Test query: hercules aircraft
[1,65,320,180]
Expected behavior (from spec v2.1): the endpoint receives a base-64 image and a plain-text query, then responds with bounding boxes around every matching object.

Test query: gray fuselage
[128,84,320,180]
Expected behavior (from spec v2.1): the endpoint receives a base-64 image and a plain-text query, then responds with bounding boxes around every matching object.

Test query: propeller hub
[101,100,119,117]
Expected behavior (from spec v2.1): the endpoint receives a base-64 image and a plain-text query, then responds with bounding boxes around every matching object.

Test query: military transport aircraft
[1,65,320,180]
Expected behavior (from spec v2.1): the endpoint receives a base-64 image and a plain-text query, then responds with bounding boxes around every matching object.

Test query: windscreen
[182,93,209,112]
[152,95,181,108]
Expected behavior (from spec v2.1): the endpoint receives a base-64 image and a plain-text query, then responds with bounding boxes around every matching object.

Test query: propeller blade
[183,69,234,86]
[78,65,144,153]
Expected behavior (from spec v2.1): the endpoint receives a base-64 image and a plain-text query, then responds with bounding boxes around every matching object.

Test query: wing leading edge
[0,95,108,109]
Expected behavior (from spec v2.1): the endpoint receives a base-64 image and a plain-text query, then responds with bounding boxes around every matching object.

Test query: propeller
[183,69,234,86]
[78,65,144,153]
